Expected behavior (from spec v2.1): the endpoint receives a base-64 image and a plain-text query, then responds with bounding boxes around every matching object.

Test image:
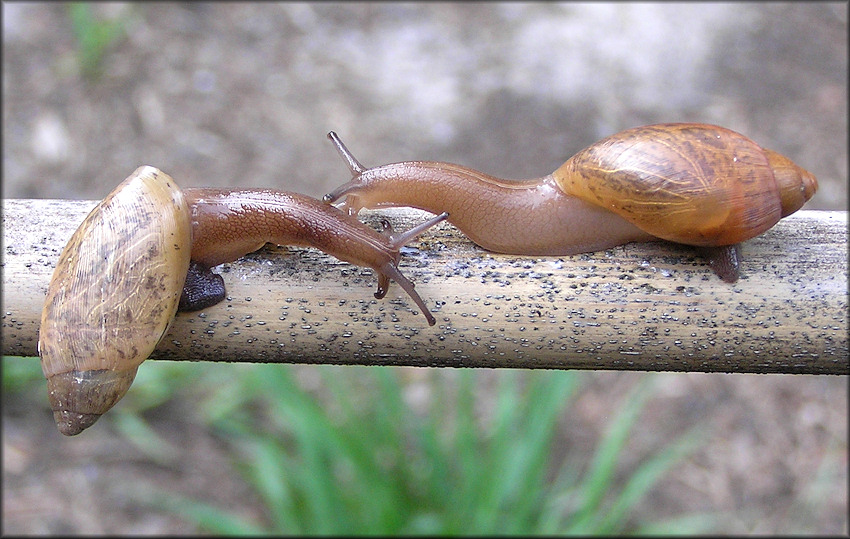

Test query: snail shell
[553,123,818,246]
[38,166,191,435]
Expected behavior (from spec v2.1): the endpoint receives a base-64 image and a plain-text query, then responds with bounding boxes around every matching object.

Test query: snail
[323,123,817,282]
[39,166,447,436]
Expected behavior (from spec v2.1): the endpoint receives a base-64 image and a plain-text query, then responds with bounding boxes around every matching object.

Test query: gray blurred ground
[2,3,847,534]
[2,2,847,207]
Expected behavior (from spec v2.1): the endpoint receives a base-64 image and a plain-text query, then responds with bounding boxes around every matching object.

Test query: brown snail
[323,123,817,282]
[39,166,446,435]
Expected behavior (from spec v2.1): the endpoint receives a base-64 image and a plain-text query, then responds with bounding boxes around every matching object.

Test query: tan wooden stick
[2,199,847,374]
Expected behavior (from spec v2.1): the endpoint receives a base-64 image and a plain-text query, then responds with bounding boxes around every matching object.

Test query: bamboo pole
[2,199,847,374]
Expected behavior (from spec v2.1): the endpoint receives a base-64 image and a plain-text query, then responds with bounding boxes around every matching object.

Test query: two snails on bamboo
[324,123,817,282]
[39,123,817,435]
[39,166,446,435]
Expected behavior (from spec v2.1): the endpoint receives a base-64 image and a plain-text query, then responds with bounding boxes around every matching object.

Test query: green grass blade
[567,375,655,533]
[468,369,520,530]
[111,410,180,465]
[438,369,473,530]
[238,436,300,533]
[634,512,720,535]
[537,454,585,533]
[152,491,265,535]
[595,423,710,533]
[66,3,126,79]
[1,356,44,393]
[507,371,581,532]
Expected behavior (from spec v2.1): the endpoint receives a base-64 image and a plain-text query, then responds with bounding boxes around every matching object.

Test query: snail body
[40,166,446,435]
[323,123,817,281]
[181,187,446,318]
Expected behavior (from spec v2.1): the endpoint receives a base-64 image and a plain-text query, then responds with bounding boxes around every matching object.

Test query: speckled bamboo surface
[3,199,847,374]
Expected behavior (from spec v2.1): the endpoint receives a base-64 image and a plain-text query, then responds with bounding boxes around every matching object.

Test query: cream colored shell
[38,166,191,435]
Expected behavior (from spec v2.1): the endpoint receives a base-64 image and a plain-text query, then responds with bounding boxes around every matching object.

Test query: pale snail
[323,123,818,282]
[39,166,447,435]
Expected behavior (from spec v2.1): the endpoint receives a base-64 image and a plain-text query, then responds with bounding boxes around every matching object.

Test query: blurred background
[3,2,847,534]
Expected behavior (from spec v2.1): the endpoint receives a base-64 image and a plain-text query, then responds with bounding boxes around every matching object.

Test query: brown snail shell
[38,166,191,435]
[553,123,818,247]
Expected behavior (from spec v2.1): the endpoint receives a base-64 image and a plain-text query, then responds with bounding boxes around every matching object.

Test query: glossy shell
[38,166,192,435]
[553,123,818,246]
